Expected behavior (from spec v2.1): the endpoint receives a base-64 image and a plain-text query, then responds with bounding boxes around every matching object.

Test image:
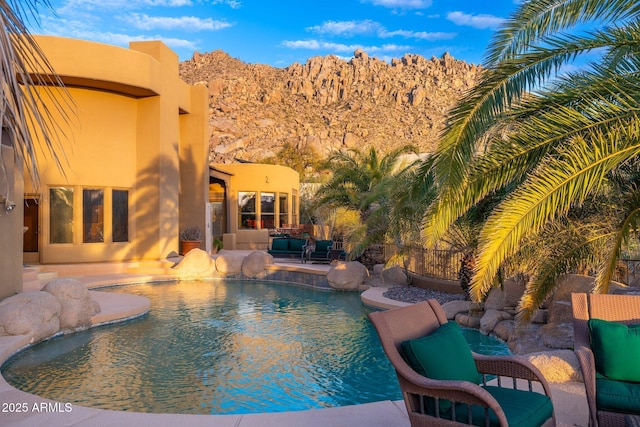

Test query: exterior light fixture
[0,195,16,213]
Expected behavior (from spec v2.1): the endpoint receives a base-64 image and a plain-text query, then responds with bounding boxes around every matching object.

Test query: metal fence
[384,244,463,282]
[380,248,640,286]
[617,259,640,285]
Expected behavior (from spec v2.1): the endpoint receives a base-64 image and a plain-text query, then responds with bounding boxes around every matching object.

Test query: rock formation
[179,49,481,164]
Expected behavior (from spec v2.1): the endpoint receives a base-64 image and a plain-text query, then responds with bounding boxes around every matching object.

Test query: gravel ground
[383,286,467,305]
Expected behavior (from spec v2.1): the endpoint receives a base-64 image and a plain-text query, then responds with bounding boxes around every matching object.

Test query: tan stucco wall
[0,144,24,299]
[179,86,209,251]
[211,163,299,250]
[22,36,208,263]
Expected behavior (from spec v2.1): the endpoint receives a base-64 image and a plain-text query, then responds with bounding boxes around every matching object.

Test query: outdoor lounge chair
[572,293,640,427]
[368,300,555,427]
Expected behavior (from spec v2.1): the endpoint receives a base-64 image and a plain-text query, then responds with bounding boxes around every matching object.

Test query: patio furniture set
[369,292,640,427]
[267,237,346,263]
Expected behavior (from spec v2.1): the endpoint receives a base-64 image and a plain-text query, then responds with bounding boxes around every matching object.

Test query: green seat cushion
[401,321,482,384]
[271,239,288,251]
[589,318,640,382]
[288,239,306,252]
[315,240,332,252]
[450,386,553,427]
[596,377,640,414]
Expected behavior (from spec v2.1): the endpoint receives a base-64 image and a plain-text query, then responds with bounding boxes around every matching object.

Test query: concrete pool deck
[0,254,588,426]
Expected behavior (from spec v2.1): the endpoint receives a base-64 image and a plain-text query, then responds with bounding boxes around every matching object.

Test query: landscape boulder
[327,261,369,291]
[215,253,245,276]
[0,291,61,342]
[480,309,512,335]
[552,274,595,302]
[42,278,100,331]
[373,264,385,276]
[483,279,524,311]
[381,265,408,286]
[538,322,574,350]
[441,300,472,320]
[174,248,216,280]
[242,251,274,278]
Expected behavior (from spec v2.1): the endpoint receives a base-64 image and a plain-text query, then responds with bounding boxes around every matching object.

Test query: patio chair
[571,293,640,427]
[368,300,555,427]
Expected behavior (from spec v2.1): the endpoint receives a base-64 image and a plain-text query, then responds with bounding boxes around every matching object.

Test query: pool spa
[1,280,509,415]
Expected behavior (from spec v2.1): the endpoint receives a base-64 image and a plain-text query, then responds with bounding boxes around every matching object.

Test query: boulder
[174,248,216,280]
[552,274,595,302]
[480,309,512,335]
[215,253,245,276]
[547,301,573,324]
[538,322,574,350]
[373,264,385,275]
[531,308,549,324]
[242,251,274,278]
[526,350,583,383]
[492,319,516,343]
[381,265,408,286]
[484,279,525,311]
[42,278,100,331]
[441,300,471,320]
[455,313,481,329]
[327,261,369,291]
[0,292,61,342]
[508,324,549,355]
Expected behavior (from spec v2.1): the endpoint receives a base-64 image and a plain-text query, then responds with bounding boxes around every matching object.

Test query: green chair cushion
[596,377,640,414]
[315,240,333,252]
[401,321,482,384]
[271,238,288,251]
[451,386,553,427]
[589,318,640,382]
[288,238,306,252]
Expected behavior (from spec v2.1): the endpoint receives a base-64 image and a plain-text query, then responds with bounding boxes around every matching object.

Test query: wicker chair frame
[572,292,640,427]
[368,300,555,427]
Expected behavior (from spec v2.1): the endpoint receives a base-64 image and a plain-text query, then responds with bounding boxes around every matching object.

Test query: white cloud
[281,39,410,53]
[446,11,504,29]
[36,15,198,50]
[307,19,456,41]
[59,0,192,12]
[124,13,233,31]
[380,29,456,40]
[364,0,432,9]
[306,20,381,36]
[211,0,241,8]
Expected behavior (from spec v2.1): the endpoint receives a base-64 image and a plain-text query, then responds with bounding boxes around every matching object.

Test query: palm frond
[486,0,640,65]
[0,0,74,188]
[471,127,640,301]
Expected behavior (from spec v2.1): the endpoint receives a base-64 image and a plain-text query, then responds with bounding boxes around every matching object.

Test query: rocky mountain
[179,49,482,164]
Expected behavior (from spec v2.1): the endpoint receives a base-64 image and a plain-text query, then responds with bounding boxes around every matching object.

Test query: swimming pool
[2,280,509,415]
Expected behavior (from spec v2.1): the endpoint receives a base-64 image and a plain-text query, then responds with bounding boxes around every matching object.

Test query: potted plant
[180,226,203,255]
[212,238,223,254]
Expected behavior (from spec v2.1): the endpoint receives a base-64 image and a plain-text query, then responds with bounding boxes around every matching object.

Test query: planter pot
[181,240,201,255]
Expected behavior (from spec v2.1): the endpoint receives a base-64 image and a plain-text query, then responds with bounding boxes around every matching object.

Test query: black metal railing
[384,244,463,282]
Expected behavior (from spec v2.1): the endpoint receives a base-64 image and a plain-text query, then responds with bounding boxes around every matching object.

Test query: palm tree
[316,145,417,258]
[1,0,71,187]
[420,0,640,319]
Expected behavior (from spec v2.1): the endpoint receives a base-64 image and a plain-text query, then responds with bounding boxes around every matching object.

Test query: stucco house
[0,36,299,300]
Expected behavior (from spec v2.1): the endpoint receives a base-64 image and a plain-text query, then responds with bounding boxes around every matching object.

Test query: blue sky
[30,0,522,67]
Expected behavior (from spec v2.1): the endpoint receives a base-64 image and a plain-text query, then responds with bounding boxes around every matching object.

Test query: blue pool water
[2,280,509,415]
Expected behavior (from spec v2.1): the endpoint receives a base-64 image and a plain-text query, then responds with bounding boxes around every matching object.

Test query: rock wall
[179,49,481,163]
